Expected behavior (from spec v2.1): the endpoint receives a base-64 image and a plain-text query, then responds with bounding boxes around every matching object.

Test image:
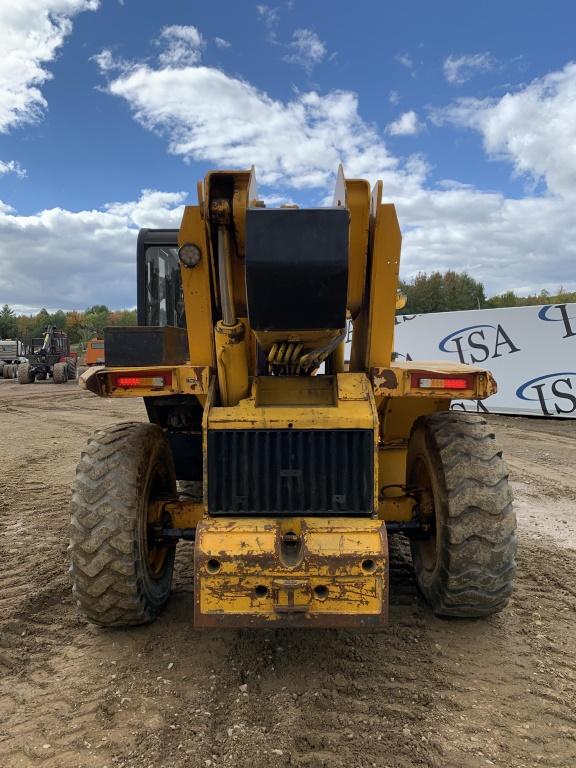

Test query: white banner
[345,303,576,418]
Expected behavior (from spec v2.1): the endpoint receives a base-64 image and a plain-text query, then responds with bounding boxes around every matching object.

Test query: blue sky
[1,0,576,311]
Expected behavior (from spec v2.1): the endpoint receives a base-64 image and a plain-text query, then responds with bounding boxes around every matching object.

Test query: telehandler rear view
[70,168,516,628]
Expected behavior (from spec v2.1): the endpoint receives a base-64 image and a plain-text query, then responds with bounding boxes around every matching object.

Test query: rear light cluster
[410,373,473,390]
[113,372,172,389]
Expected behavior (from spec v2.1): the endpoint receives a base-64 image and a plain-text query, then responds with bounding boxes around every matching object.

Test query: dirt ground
[0,379,575,768]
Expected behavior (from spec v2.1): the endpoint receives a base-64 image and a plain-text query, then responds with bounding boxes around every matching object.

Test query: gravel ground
[0,379,575,768]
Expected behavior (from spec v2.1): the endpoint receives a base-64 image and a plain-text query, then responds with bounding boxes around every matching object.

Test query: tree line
[1,272,575,339]
[399,271,576,315]
[0,304,136,342]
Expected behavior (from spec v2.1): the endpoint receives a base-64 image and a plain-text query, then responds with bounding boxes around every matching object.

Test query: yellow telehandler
[70,167,515,628]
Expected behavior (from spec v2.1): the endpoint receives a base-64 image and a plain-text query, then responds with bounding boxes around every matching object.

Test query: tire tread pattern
[411,412,516,617]
[69,421,175,626]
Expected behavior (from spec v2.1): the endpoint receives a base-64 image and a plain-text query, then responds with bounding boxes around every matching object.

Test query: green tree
[401,271,486,314]
[83,305,110,338]
[52,309,66,329]
[65,310,84,344]
[109,309,137,326]
[485,290,519,308]
[0,304,18,338]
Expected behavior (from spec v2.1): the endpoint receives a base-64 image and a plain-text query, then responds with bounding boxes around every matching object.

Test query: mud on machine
[70,167,516,628]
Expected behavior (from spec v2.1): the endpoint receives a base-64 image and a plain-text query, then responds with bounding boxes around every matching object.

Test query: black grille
[208,429,374,515]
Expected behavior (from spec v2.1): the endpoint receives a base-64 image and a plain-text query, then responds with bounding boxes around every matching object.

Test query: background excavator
[70,167,516,628]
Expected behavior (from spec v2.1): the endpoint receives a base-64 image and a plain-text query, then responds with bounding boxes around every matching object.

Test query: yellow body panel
[333,166,370,319]
[350,182,402,371]
[377,445,412,522]
[178,206,215,367]
[79,364,210,398]
[371,361,497,399]
[208,372,377,431]
[194,517,388,627]
[214,320,250,405]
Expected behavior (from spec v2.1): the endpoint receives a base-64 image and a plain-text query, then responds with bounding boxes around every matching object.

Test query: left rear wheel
[69,422,177,626]
[17,364,34,384]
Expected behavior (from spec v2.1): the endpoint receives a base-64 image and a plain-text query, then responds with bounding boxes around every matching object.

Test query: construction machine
[18,325,76,384]
[76,337,105,379]
[70,168,516,628]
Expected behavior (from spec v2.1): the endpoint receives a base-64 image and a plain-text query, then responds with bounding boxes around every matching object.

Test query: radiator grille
[208,429,374,515]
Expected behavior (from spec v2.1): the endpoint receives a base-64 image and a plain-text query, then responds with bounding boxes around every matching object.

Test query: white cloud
[96,54,416,193]
[10,34,568,308]
[443,52,496,86]
[396,53,415,76]
[0,190,186,311]
[433,61,576,197]
[0,1,99,133]
[283,28,326,73]
[157,25,205,68]
[89,50,576,295]
[398,189,576,294]
[214,37,231,49]
[91,48,134,74]
[387,110,423,136]
[389,90,400,105]
[0,160,26,178]
[256,4,280,43]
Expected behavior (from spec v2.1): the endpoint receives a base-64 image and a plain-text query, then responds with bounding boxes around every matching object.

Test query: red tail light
[411,374,472,390]
[113,372,172,389]
[116,376,143,387]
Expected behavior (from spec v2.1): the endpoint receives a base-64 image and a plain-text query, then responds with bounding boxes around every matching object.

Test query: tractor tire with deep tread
[69,422,177,626]
[67,358,77,379]
[53,362,68,383]
[407,411,516,618]
[17,363,34,384]
[76,365,88,380]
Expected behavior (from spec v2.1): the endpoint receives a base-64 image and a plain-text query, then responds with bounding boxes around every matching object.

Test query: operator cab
[136,229,186,328]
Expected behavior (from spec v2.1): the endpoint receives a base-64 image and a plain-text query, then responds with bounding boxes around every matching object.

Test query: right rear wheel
[69,422,177,626]
[407,412,516,617]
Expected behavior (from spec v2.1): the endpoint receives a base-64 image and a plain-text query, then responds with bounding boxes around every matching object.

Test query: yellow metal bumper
[194,517,388,628]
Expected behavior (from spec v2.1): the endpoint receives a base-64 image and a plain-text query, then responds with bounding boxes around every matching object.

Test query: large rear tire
[69,422,177,626]
[17,364,34,384]
[407,412,516,617]
[53,362,68,383]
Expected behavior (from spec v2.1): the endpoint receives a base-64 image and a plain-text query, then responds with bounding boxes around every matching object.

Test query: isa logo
[439,324,520,364]
[538,304,576,338]
[516,373,576,416]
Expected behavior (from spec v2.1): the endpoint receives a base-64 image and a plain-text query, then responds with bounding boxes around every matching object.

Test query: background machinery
[0,338,26,379]
[70,167,516,628]
[76,337,105,379]
[18,325,76,384]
